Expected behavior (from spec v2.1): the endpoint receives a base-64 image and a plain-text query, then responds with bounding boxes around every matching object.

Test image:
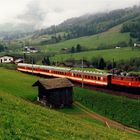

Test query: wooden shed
[33,78,74,108]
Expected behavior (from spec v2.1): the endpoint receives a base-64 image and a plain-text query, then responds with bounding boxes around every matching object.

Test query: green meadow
[0,68,140,139]
[74,87,140,130]
[0,68,38,101]
[51,47,140,62]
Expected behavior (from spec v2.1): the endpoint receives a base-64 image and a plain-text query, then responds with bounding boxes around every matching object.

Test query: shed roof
[33,78,73,90]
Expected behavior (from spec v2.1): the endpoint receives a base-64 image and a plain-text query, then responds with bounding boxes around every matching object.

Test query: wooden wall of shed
[38,86,73,107]
[47,87,73,107]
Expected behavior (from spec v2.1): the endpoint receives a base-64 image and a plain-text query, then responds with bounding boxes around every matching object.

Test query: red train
[17,63,140,92]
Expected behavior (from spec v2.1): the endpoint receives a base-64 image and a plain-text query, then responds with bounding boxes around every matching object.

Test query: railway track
[73,82,140,100]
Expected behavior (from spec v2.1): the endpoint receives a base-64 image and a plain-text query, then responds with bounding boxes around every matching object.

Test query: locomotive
[17,63,140,93]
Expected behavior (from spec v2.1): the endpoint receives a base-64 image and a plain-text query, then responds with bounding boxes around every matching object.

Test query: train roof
[112,74,140,79]
[71,70,110,77]
[18,63,110,77]
[18,63,71,72]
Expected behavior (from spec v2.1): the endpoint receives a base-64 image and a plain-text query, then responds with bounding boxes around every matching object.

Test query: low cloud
[0,0,140,30]
[17,0,46,29]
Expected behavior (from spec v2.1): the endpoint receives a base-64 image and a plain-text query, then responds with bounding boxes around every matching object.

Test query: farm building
[33,78,74,108]
[0,55,14,63]
[14,58,24,64]
[24,46,38,53]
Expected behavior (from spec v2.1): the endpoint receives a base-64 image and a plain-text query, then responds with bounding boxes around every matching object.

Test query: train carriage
[17,63,110,87]
[69,70,110,86]
[17,63,140,91]
[111,75,140,88]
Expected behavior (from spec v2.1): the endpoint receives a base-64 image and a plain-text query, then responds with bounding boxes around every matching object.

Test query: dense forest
[122,17,140,41]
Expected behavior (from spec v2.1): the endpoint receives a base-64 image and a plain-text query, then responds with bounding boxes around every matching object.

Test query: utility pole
[82,58,84,88]
[32,57,33,75]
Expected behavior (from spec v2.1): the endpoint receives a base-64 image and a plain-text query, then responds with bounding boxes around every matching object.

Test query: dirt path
[74,102,140,135]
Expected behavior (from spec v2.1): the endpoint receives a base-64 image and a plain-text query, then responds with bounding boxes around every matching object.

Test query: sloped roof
[33,78,73,90]
[0,55,14,58]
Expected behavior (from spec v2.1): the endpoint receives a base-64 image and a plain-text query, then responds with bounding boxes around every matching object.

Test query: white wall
[0,56,14,63]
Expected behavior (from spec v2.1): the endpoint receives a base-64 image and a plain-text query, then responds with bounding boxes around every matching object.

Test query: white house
[0,56,14,63]
[134,43,140,48]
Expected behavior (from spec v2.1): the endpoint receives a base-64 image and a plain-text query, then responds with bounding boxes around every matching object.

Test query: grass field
[0,68,38,101]
[51,47,140,62]
[74,87,140,130]
[0,68,140,139]
[1,92,140,139]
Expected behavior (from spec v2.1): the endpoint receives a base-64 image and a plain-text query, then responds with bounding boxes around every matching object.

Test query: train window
[94,77,97,80]
[98,77,100,80]
[88,76,90,79]
[100,77,103,80]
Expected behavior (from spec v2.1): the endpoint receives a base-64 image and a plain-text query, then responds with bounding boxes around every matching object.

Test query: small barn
[33,78,74,108]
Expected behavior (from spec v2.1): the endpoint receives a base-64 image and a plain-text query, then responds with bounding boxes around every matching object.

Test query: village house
[33,78,74,108]
[134,43,140,47]
[24,46,38,53]
[0,55,14,63]
[14,58,24,64]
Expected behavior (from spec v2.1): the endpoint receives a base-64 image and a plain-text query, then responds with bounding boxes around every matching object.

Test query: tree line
[121,17,140,41]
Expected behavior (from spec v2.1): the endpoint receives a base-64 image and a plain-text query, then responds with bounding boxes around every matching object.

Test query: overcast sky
[0,0,140,28]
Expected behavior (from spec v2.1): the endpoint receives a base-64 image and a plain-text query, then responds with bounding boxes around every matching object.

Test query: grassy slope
[31,32,66,45]
[74,87,140,130]
[0,68,38,101]
[1,92,140,140]
[0,68,140,139]
[51,47,140,62]
[37,25,130,53]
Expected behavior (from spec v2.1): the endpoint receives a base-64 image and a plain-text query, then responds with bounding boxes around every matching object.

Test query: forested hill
[122,16,140,41]
[34,5,140,39]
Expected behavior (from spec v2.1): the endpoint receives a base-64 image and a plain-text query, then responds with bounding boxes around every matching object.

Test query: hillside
[37,25,130,53]
[51,47,140,62]
[1,92,140,139]
[34,6,140,40]
[0,68,140,139]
